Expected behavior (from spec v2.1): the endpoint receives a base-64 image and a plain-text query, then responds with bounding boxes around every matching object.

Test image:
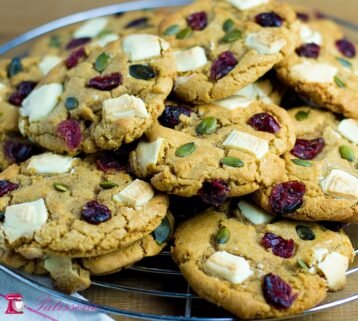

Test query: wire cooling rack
[0,1,357,320]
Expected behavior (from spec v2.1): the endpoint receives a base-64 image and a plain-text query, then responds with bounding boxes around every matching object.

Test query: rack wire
[0,1,357,320]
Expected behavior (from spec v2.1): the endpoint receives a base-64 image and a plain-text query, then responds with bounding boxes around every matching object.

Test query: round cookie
[277,19,358,119]
[172,203,354,319]
[130,99,295,204]
[82,212,174,275]
[159,0,298,103]
[30,10,167,56]
[254,107,358,222]
[19,38,176,154]
[0,152,169,258]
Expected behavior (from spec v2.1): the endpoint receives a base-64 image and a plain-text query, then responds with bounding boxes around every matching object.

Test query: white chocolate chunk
[73,17,108,39]
[290,62,337,83]
[4,199,48,243]
[226,0,269,10]
[103,94,148,120]
[223,130,269,159]
[203,251,253,284]
[39,55,62,75]
[238,200,273,224]
[174,75,194,89]
[113,179,154,207]
[123,34,169,61]
[174,47,208,72]
[94,33,119,47]
[337,119,358,144]
[317,252,348,291]
[313,248,329,263]
[27,153,75,174]
[136,138,164,174]
[44,256,72,274]
[320,169,358,200]
[20,83,62,121]
[245,30,286,55]
[299,24,322,45]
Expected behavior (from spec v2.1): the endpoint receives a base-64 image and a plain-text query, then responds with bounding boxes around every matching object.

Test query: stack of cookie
[0,0,357,318]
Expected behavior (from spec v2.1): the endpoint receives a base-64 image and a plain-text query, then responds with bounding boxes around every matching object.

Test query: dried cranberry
[125,17,149,29]
[56,119,82,151]
[88,72,122,91]
[4,140,38,164]
[255,12,283,27]
[8,81,37,106]
[81,200,111,224]
[320,221,350,232]
[0,180,19,197]
[295,43,320,58]
[335,39,356,58]
[269,181,306,215]
[96,151,127,172]
[66,37,91,50]
[65,47,86,69]
[210,51,238,81]
[296,12,309,22]
[291,138,325,160]
[262,232,295,258]
[186,11,208,31]
[199,179,230,207]
[158,105,191,128]
[263,273,297,309]
[248,113,281,134]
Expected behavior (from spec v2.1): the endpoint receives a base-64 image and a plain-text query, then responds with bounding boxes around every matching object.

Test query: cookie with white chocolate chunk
[159,0,298,103]
[277,19,358,119]
[130,99,295,204]
[172,202,354,319]
[0,151,168,259]
[19,37,175,154]
[254,107,358,222]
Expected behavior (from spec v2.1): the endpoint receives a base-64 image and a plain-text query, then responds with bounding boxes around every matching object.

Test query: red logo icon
[5,293,24,314]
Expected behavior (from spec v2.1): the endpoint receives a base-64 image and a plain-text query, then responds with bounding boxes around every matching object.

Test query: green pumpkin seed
[336,57,352,68]
[97,29,113,38]
[65,97,79,110]
[94,52,110,72]
[222,29,242,43]
[297,259,309,271]
[296,225,315,241]
[100,181,119,189]
[0,210,5,222]
[220,156,244,168]
[334,75,346,88]
[295,110,310,121]
[49,35,61,48]
[223,19,235,33]
[291,159,312,167]
[196,117,217,135]
[339,145,355,162]
[129,64,156,80]
[215,227,230,244]
[7,57,23,77]
[164,24,180,36]
[176,27,193,39]
[153,216,171,245]
[54,183,68,192]
[175,142,196,157]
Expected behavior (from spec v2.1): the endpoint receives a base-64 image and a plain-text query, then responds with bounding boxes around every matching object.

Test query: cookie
[277,19,358,119]
[172,202,354,319]
[159,0,298,103]
[0,152,168,258]
[19,38,176,154]
[130,99,295,204]
[30,10,166,56]
[254,107,358,222]
[82,212,174,275]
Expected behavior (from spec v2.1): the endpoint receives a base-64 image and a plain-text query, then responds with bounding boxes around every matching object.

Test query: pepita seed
[222,29,242,43]
[164,24,180,36]
[196,117,217,135]
[294,110,310,121]
[296,225,315,241]
[49,35,61,48]
[129,64,156,80]
[336,57,352,68]
[100,181,119,189]
[153,216,171,245]
[291,159,312,167]
[215,227,230,244]
[94,52,110,72]
[220,156,244,168]
[7,58,23,77]
[175,142,196,157]
[339,145,355,162]
[297,259,309,271]
[54,183,69,192]
[176,27,193,39]
[65,97,79,110]
[223,19,235,33]
[334,75,346,88]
